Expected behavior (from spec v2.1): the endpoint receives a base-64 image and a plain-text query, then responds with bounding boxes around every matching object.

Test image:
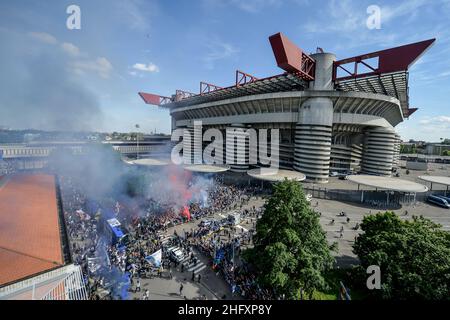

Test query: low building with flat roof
[0,174,65,287]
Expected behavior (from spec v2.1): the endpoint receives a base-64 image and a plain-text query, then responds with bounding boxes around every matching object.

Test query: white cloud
[419,116,450,126]
[302,0,364,34]
[301,0,447,44]
[438,70,450,78]
[28,33,80,57]
[132,62,159,73]
[300,1,397,51]
[230,0,281,13]
[61,42,80,57]
[398,115,450,141]
[203,40,239,69]
[417,116,450,138]
[203,0,282,13]
[28,32,57,45]
[114,0,153,31]
[71,57,113,79]
[27,32,112,80]
[380,0,429,24]
[128,70,145,78]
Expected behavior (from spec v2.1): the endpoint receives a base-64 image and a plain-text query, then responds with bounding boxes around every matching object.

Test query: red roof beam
[200,82,223,95]
[269,32,315,81]
[334,38,435,81]
[138,92,173,106]
[236,70,258,86]
[406,108,418,118]
[175,89,197,101]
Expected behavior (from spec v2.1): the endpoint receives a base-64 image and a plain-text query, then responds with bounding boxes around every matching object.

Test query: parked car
[433,195,450,206]
[167,246,185,263]
[427,195,450,209]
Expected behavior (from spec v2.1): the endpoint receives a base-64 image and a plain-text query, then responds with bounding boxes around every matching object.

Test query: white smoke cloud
[0,28,105,131]
[71,57,113,79]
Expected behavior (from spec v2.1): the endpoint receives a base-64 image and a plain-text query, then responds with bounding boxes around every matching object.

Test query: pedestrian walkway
[181,256,207,275]
[160,235,171,246]
[235,225,248,232]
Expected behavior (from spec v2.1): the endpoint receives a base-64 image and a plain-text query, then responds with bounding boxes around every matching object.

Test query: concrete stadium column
[330,144,352,172]
[183,126,195,165]
[294,99,333,183]
[361,127,396,176]
[226,123,249,173]
[392,133,401,168]
[171,116,176,133]
[350,143,364,171]
[309,52,336,91]
[294,53,335,183]
[183,122,203,165]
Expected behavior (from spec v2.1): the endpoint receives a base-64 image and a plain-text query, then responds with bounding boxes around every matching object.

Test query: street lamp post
[135,124,140,159]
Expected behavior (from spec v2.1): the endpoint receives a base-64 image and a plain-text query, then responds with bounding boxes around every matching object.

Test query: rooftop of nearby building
[0,174,64,287]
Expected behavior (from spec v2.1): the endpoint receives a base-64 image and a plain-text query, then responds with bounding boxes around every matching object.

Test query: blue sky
[0,0,449,141]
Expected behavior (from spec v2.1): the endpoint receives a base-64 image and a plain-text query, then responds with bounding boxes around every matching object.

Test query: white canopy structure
[346,174,428,204]
[183,164,230,173]
[127,158,171,166]
[247,168,306,182]
[347,175,428,193]
[418,176,450,192]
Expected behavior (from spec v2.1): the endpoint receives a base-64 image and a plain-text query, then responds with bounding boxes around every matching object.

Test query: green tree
[353,212,450,300]
[243,180,335,299]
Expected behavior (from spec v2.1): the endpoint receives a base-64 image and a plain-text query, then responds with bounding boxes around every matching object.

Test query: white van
[168,247,185,263]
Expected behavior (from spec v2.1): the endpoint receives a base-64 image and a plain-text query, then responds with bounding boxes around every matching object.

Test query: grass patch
[311,290,337,300]
[316,268,369,300]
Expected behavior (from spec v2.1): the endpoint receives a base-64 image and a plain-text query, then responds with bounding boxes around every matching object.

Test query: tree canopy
[243,180,335,299]
[353,212,450,300]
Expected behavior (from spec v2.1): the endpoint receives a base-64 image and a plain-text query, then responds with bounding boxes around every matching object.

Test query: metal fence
[41,265,88,300]
[0,264,88,300]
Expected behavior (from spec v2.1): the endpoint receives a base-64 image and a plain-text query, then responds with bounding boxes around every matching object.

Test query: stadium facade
[139,33,435,183]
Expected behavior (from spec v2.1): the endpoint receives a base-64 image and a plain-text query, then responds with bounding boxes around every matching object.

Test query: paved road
[315,197,450,267]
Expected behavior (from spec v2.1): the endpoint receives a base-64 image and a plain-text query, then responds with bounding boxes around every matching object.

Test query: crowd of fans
[187,204,273,300]
[58,172,272,300]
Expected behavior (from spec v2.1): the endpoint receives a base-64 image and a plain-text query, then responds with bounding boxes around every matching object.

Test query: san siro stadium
[139,33,435,183]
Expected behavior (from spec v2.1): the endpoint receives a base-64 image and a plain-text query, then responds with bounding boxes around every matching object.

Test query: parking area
[315,196,450,266]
